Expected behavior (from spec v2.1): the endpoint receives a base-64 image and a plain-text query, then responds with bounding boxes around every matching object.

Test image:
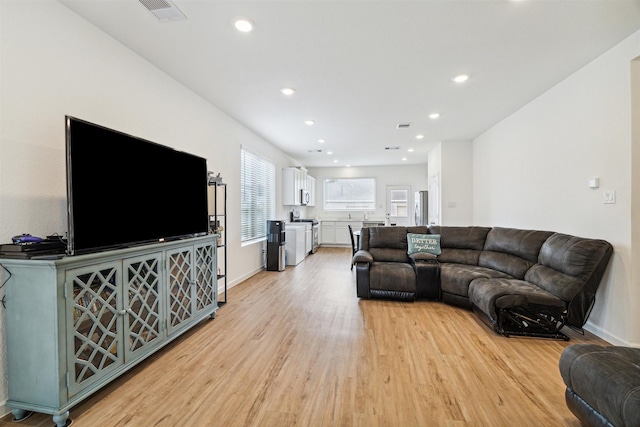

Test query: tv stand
[1,235,218,427]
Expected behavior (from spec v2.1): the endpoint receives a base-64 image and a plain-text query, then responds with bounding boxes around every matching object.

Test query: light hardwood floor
[1,247,607,427]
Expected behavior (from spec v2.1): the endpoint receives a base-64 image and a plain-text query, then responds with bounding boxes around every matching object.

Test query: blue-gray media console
[1,235,218,427]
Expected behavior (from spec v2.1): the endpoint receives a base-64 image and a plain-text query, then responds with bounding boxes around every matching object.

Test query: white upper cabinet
[283,167,315,206]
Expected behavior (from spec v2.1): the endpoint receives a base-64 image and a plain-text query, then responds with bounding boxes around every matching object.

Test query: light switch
[589,177,599,189]
[604,190,616,204]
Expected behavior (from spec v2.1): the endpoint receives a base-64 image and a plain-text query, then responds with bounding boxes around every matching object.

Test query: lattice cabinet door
[65,262,124,397]
[166,247,194,335]
[194,242,216,316]
[123,253,164,360]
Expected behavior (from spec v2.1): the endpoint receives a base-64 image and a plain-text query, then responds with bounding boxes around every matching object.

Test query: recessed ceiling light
[346,165,351,168]
[304,120,315,126]
[234,18,254,32]
[281,87,296,96]
[333,159,339,163]
[408,148,415,152]
[327,151,333,155]
[401,157,408,161]
[416,134,424,140]
[429,113,440,119]
[452,74,469,83]
[318,139,326,143]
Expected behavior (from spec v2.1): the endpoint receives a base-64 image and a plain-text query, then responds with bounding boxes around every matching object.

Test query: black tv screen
[66,116,209,255]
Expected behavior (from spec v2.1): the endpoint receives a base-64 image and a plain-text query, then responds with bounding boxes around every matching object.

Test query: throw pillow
[407,233,441,256]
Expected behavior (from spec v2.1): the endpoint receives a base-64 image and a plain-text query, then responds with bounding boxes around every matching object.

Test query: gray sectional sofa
[560,344,640,427]
[353,225,613,340]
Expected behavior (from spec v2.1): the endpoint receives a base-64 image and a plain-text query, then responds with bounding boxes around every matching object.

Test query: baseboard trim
[583,322,637,346]
[0,401,10,420]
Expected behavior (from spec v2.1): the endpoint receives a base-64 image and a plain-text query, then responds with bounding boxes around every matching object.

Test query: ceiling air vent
[385,146,400,151]
[139,0,187,21]
[396,123,411,129]
[307,149,323,153]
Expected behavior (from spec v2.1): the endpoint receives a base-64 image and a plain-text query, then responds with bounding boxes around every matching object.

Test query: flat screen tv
[66,116,209,255]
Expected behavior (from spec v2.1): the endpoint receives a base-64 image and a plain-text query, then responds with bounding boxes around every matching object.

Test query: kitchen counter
[319,218,384,223]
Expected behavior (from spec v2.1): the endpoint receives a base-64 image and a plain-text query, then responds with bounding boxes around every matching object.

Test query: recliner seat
[354,226,431,301]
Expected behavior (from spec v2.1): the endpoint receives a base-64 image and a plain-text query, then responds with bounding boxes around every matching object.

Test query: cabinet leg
[11,409,33,422]
[52,411,71,427]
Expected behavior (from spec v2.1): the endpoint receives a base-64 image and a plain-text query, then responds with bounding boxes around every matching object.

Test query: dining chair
[348,225,357,270]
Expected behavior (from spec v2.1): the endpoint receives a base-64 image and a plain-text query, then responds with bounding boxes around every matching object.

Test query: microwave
[300,189,310,206]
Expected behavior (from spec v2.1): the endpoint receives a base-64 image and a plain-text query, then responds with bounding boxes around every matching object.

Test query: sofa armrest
[354,250,373,299]
[410,254,440,299]
[409,252,438,263]
[353,250,374,264]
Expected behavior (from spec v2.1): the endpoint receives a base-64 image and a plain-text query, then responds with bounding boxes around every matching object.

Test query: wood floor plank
[0,247,602,426]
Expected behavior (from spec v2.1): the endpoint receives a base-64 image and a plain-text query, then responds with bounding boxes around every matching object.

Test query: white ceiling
[59,0,640,168]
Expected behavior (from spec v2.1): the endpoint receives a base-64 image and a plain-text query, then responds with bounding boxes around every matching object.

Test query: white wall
[440,141,473,225]
[473,30,640,346]
[0,0,301,410]
[427,143,442,225]
[306,164,428,222]
[632,56,640,345]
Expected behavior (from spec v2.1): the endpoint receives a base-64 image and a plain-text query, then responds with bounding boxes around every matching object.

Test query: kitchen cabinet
[336,221,363,245]
[282,167,310,206]
[306,175,316,207]
[321,221,336,244]
[321,221,363,245]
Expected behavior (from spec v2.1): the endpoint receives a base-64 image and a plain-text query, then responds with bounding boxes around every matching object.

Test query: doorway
[386,185,411,226]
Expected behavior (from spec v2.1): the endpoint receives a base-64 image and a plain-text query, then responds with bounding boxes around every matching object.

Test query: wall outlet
[604,190,616,204]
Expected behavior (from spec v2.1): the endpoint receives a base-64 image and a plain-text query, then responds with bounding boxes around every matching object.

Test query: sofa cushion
[369,262,416,293]
[469,278,566,323]
[368,226,410,263]
[407,233,441,256]
[369,226,408,249]
[431,226,491,250]
[431,226,491,266]
[559,344,640,427]
[524,265,583,303]
[369,247,410,263]
[478,228,554,279]
[437,248,482,266]
[525,233,613,301]
[538,233,611,277]
[439,263,512,298]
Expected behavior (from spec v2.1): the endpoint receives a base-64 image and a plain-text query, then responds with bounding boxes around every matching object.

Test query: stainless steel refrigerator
[414,191,428,226]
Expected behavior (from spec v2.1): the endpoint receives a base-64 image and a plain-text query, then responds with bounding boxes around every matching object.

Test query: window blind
[241,148,276,243]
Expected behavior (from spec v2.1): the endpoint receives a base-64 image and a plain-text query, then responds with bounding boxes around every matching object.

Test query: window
[241,148,275,243]
[323,178,376,211]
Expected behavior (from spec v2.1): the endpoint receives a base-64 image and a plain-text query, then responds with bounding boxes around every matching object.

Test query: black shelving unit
[211,180,227,306]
